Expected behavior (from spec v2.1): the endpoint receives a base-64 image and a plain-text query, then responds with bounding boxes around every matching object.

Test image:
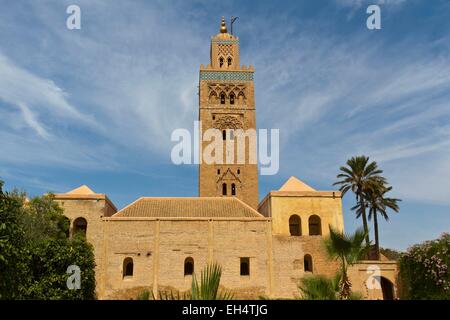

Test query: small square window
[240,258,250,276]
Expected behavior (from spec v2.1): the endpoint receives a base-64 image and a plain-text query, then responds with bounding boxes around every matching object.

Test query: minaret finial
[220,16,227,33]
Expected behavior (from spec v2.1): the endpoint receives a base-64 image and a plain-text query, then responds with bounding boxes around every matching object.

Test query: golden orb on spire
[220,16,227,33]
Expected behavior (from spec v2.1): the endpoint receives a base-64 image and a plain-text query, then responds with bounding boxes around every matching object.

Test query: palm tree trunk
[358,194,370,246]
[339,259,351,300]
[373,210,380,260]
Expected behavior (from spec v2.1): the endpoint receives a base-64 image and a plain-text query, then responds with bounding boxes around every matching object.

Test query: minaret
[198,17,258,209]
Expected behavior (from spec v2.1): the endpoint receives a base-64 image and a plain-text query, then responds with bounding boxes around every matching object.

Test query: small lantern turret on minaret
[210,17,240,70]
[220,16,227,33]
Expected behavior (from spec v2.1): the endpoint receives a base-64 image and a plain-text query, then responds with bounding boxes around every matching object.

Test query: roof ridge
[231,197,264,217]
[113,196,262,218]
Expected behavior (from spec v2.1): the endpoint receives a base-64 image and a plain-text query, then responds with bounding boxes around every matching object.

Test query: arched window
[222,183,227,196]
[237,169,240,174]
[308,215,322,236]
[209,91,218,104]
[220,93,225,104]
[222,130,227,140]
[304,254,313,272]
[217,169,221,175]
[184,257,194,276]
[219,57,224,68]
[73,217,87,236]
[227,57,232,67]
[238,91,245,104]
[230,93,235,105]
[289,215,301,236]
[123,257,133,278]
[231,183,236,196]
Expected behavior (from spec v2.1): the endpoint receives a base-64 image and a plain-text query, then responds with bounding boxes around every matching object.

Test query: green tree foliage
[0,181,30,299]
[380,247,402,261]
[23,233,96,299]
[137,263,233,300]
[191,263,233,300]
[298,273,362,300]
[0,179,96,299]
[353,183,401,259]
[298,274,340,300]
[324,226,368,299]
[334,155,385,246]
[399,233,450,300]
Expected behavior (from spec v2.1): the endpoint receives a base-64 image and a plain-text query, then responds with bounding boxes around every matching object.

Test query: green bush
[399,233,450,300]
[0,180,96,299]
[298,273,362,300]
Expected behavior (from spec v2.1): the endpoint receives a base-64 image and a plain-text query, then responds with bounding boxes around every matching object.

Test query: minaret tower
[198,17,258,209]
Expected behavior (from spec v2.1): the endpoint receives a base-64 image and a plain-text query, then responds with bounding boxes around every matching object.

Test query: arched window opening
[231,183,236,196]
[184,257,194,276]
[220,93,225,104]
[73,217,87,236]
[217,169,221,175]
[304,254,313,272]
[222,183,227,196]
[209,91,218,104]
[308,215,322,236]
[237,169,240,174]
[289,215,301,236]
[230,93,235,105]
[227,57,232,67]
[240,258,250,276]
[222,130,227,140]
[238,91,245,104]
[123,257,134,278]
[219,57,224,68]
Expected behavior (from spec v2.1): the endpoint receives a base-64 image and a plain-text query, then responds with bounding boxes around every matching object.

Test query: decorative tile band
[212,39,239,45]
[200,71,254,81]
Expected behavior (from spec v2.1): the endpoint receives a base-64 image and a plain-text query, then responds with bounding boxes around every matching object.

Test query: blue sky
[0,0,449,251]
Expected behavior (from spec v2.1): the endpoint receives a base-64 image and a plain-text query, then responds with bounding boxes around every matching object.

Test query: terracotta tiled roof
[113,197,263,218]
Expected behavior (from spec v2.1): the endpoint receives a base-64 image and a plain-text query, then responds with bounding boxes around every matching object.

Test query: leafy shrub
[0,180,96,299]
[380,247,402,261]
[137,263,232,300]
[399,233,450,300]
[298,273,362,300]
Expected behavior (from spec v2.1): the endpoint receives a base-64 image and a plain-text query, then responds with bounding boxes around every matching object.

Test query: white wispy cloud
[16,103,50,139]
[0,0,449,211]
[0,52,93,124]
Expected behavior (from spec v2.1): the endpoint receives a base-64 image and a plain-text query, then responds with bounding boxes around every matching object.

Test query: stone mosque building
[54,18,398,300]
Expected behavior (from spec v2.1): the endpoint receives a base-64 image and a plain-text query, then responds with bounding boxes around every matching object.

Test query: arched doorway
[380,277,394,300]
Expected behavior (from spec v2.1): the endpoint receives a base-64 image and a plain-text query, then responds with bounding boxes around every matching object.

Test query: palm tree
[191,263,233,300]
[298,273,363,300]
[334,155,385,245]
[138,263,233,300]
[324,226,368,299]
[365,184,401,259]
[298,273,340,300]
